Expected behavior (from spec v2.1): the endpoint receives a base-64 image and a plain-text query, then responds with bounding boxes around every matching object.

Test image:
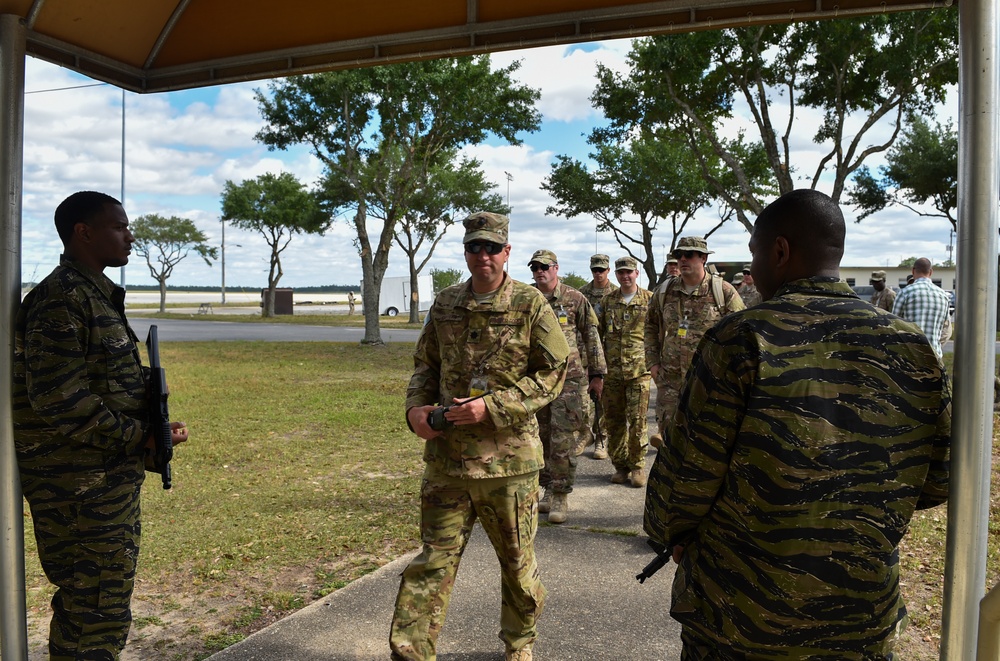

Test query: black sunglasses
[672,250,699,259]
[529,263,551,272]
[465,241,505,255]
[591,267,608,274]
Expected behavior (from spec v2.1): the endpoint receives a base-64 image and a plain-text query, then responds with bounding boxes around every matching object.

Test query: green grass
[137,312,424,330]
[21,342,424,649]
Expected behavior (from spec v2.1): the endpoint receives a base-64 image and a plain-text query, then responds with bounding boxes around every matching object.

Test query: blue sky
[20,39,958,290]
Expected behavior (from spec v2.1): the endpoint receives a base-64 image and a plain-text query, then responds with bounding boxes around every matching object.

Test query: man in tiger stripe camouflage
[644,189,951,660]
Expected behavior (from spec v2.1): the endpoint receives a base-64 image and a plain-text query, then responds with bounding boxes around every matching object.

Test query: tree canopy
[255,56,540,344]
[131,214,217,313]
[220,172,328,317]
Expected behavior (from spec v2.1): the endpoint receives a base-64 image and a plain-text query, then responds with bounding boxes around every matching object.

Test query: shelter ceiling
[3,0,949,93]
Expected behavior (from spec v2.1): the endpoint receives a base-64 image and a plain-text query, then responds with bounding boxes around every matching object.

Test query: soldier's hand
[170,421,189,445]
[447,396,489,426]
[407,405,441,440]
[650,364,661,382]
[672,545,684,564]
[588,377,604,400]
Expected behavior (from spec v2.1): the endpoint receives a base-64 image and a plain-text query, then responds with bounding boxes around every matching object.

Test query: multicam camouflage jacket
[644,277,951,658]
[14,257,149,497]
[537,281,606,382]
[598,287,652,381]
[738,283,763,308]
[644,272,744,385]
[578,281,618,319]
[407,274,570,478]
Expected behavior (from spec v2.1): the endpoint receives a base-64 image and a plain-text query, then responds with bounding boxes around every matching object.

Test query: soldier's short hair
[55,191,122,247]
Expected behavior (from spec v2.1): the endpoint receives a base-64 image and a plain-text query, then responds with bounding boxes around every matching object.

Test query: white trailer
[364,274,433,317]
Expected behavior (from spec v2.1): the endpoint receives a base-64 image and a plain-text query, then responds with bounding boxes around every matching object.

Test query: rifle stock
[146,325,173,489]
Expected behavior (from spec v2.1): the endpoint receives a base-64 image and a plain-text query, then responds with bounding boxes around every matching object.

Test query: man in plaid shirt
[893,257,952,358]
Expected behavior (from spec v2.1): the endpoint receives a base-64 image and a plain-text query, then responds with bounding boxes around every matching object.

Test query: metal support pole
[942,0,999,658]
[0,12,28,661]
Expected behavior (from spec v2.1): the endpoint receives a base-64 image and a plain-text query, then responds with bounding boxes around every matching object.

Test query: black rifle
[146,325,173,489]
[636,539,671,584]
[589,388,603,428]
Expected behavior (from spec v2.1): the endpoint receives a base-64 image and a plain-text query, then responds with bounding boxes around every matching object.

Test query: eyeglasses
[591,267,608,274]
[672,250,699,260]
[529,263,551,272]
[465,241,505,255]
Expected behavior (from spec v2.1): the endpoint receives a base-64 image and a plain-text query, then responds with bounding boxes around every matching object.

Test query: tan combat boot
[592,437,608,460]
[649,433,663,449]
[611,468,629,484]
[548,493,568,524]
[506,645,533,661]
[629,467,647,488]
[538,488,550,514]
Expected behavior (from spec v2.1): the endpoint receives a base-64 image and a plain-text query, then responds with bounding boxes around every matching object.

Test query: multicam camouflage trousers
[581,379,607,450]
[23,461,143,661]
[602,374,650,472]
[537,376,586,494]
[390,467,546,661]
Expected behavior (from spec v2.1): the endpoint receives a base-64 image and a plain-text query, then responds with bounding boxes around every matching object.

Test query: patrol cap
[742,263,752,273]
[590,254,611,269]
[463,212,509,244]
[870,270,887,282]
[615,256,639,271]
[528,249,558,266]
[732,273,745,285]
[675,236,713,254]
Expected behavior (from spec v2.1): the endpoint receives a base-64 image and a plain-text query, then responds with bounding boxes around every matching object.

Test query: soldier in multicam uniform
[14,191,189,660]
[730,272,744,292]
[738,263,762,308]
[645,189,950,659]
[528,249,606,524]
[644,237,744,450]
[665,256,680,278]
[577,254,618,460]
[598,256,653,488]
[870,270,896,312]
[390,212,570,661]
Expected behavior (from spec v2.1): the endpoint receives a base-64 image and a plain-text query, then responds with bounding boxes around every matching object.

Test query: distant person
[348,290,356,315]
[644,237,743,449]
[528,249,606,523]
[14,191,189,659]
[870,270,897,312]
[645,189,950,659]
[893,257,951,358]
[666,256,680,278]
[731,272,744,291]
[738,263,762,308]
[597,256,652,487]
[578,254,618,459]
[390,212,569,661]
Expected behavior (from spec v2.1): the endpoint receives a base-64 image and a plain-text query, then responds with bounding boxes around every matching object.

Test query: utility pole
[220,218,226,305]
[504,171,512,216]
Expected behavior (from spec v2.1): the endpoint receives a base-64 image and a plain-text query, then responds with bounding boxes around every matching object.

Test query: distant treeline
[21,283,357,293]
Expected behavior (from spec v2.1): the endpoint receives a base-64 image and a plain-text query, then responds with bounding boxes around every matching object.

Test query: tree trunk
[265,284,276,317]
[158,278,167,314]
[408,257,420,324]
[356,206,384,345]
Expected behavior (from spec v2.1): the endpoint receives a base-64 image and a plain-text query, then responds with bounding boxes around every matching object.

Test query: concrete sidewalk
[208,432,683,660]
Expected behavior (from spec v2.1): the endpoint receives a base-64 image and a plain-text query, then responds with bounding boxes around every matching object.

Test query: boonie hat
[528,249,558,266]
[590,254,611,269]
[675,236,713,254]
[615,256,639,271]
[732,273,745,285]
[870,270,887,282]
[742,264,752,273]
[463,212,509,244]
[666,257,678,265]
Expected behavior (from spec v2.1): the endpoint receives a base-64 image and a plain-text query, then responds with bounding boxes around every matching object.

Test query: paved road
[129,317,422,343]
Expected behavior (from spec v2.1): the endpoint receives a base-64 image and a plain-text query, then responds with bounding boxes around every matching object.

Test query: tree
[592,9,958,231]
[131,214,217,313]
[543,129,767,285]
[256,57,540,344]
[220,172,329,317]
[561,272,588,290]
[849,114,957,230]
[431,267,464,292]
[394,153,505,322]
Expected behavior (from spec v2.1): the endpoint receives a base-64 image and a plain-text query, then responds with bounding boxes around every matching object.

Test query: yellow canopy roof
[7,0,944,93]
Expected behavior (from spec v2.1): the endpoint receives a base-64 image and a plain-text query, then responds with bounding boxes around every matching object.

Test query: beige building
[841,266,956,292]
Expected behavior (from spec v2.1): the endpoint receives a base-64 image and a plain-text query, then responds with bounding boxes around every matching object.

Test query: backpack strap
[710,273,725,312]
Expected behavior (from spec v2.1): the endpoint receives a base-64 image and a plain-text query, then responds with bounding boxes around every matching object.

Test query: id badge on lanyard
[677,316,689,338]
[470,374,489,398]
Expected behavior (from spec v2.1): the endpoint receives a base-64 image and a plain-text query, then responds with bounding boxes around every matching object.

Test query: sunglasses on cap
[672,250,700,260]
[465,241,505,255]
[529,263,551,272]
[591,267,608,273]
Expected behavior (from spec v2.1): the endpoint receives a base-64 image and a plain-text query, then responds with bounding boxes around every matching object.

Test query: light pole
[504,171,512,216]
[221,218,226,304]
